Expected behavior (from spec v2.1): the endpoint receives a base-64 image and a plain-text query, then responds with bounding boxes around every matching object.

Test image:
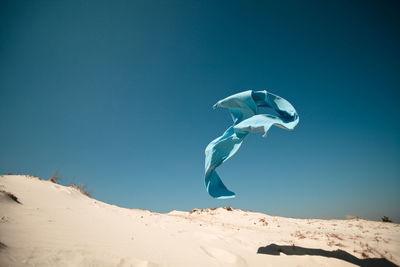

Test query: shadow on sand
[257,244,398,267]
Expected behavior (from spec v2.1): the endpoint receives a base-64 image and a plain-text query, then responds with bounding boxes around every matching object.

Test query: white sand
[1,174,399,267]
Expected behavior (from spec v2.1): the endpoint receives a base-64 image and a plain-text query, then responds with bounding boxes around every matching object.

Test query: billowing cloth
[205,90,299,199]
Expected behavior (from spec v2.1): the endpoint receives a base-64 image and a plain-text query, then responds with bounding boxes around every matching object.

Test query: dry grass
[69,183,92,197]
[189,209,200,214]
[190,207,233,214]
[382,216,392,223]
[292,230,306,239]
[258,218,268,226]
[49,171,62,184]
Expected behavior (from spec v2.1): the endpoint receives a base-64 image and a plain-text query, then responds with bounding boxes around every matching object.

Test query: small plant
[189,208,200,214]
[361,252,369,258]
[381,216,392,223]
[49,171,62,184]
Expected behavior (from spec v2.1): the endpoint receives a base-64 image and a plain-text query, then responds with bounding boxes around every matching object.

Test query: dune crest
[1,175,399,267]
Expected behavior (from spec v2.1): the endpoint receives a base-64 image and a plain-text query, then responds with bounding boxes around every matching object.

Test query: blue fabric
[205,90,299,199]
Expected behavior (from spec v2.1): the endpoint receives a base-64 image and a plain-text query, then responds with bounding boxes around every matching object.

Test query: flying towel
[205,90,299,199]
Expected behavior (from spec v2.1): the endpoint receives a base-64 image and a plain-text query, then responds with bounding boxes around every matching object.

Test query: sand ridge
[1,175,399,267]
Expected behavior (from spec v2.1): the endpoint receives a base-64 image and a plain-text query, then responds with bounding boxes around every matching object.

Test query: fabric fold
[205,90,299,199]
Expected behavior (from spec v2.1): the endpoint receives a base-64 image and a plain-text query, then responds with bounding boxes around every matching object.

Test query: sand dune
[1,175,399,267]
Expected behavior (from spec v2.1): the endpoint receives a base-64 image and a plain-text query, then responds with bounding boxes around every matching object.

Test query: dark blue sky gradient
[1,0,399,221]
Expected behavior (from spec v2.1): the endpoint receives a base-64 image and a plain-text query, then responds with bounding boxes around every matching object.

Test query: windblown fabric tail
[204,90,298,198]
[205,170,235,199]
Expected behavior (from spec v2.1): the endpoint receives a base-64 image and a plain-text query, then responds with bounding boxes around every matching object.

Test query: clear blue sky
[1,0,399,222]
